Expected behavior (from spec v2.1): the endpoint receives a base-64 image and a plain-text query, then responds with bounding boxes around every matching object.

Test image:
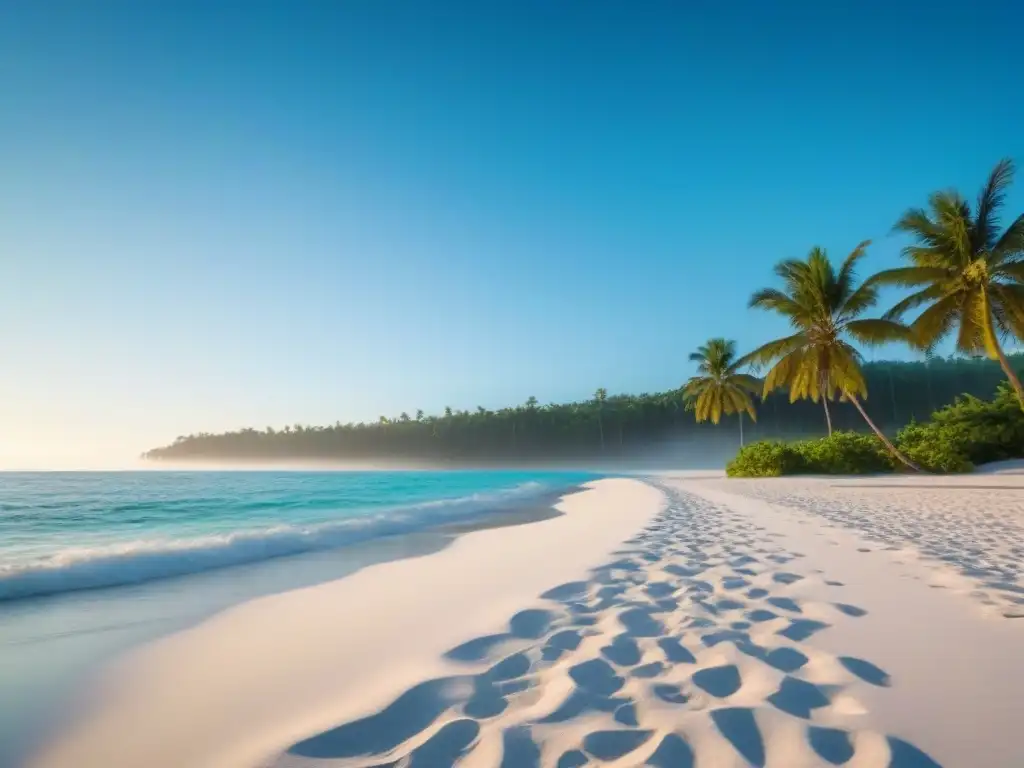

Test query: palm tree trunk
[819,373,833,435]
[821,397,833,436]
[846,392,922,472]
[991,336,1024,410]
[739,412,744,447]
[981,293,1024,409]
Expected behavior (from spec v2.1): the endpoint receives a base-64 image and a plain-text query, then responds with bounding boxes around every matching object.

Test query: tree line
[143,354,1022,464]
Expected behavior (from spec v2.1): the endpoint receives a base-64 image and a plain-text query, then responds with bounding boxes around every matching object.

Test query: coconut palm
[869,158,1024,407]
[682,338,760,445]
[741,242,921,470]
[594,387,608,450]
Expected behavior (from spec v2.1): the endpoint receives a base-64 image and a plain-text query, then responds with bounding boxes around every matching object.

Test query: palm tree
[869,158,1024,407]
[682,338,760,446]
[594,388,608,450]
[741,242,921,470]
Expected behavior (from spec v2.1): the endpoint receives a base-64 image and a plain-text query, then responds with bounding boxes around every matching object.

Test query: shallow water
[0,469,593,765]
[0,470,594,600]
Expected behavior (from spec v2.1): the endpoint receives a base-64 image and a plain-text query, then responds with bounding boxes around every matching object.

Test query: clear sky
[1,1,1022,468]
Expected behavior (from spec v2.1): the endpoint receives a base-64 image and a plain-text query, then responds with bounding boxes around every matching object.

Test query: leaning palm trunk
[845,392,922,472]
[993,344,1024,409]
[819,375,833,436]
[983,314,1024,410]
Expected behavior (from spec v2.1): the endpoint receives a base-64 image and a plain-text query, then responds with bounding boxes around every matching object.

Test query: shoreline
[1,483,585,767]
[26,478,665,768]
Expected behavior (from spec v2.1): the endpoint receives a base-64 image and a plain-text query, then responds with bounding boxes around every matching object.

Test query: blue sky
[1,1,1022,466]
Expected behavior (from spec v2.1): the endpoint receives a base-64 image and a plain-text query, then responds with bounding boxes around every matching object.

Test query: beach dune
[28,474,1024,768]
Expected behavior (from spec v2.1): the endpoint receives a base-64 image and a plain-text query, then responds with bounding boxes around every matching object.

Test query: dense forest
[143,354,1024,466]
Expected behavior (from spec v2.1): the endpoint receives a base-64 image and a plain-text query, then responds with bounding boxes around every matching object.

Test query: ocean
[0,469,596,765]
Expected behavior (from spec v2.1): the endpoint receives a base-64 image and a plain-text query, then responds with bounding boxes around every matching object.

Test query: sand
[27,473,1024,767]
[26,478,665,768]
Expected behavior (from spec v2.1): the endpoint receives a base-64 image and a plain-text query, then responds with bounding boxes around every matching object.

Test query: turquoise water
[0,470,596,764]
[0,470,595,602]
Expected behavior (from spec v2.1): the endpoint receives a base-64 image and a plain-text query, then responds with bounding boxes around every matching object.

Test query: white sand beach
[27,474,1024,768]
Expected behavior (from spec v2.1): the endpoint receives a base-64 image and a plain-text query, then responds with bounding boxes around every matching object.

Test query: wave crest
[0,480,556,602]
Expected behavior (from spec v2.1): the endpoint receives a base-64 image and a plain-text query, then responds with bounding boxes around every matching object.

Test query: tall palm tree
[682,338,760,446]
[594,388,608,450]
[741,242,921,470]
[869,158,1024,407]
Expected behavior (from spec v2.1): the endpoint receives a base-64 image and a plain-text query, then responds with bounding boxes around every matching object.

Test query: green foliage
[741,241,911,404]
[726,441,805,478]
[727,432,891,477]
[895,384,1024,472]
[683,338,760,424]
[729,384,1024,476]
[796,432,894,474]
[874,158,1024,361]
[893,423,973,474]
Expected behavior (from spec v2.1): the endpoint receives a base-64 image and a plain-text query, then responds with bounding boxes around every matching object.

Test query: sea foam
[0,479,556,602]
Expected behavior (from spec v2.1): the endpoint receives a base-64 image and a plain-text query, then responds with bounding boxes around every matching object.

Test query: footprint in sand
[271,486,936,768]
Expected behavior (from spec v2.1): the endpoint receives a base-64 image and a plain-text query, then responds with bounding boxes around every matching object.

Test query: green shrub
[727,384,1024,477]
[728,432,893,477]
[796,431,894,474]
[894,384,1024,472]
[726,441,806,477]
[895,422,973,473]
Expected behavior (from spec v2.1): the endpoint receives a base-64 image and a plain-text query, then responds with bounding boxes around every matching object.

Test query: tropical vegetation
[739,241,920,470]
[871,158,1024,408]
[682,338,760,446]
[727,384,1024,477]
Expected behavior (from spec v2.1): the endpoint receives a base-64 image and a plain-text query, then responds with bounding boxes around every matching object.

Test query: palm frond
[955,288,987,355]
[731,373,763,395]
[976,158,1014,253]
[867,266,950,288]
[837,280,879,321]
[908,292,960,350]
[991,283,1024,340]
[747,288,806,320]
[681,378,709,399]
[882,284,946,320]
[845,318,915,347]
[762,347,804,398]
[836,240,871,299]
[931,190,973,265]
[992,214,1024,263]
[724,386,757,421]
[830,342,868,399]
[736,333,807,370]
[893,208,942,244]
